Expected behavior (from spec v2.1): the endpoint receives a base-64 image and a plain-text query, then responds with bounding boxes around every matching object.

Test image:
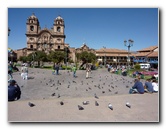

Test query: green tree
[76,51,96,67]
[29,51,47,67]
[48,51,66,63]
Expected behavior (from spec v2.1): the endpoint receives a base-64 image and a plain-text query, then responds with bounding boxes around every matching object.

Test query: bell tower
[53,15,66,50]
[26,13,40,34]
[53,15,65,34]
[26,13,40,52]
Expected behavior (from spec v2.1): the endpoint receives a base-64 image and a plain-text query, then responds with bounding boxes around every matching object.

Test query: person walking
[8,63,13,81]
[72,65,77,78]
[21,63,28,80]
[55,63,60,75]
[86,64,91,79]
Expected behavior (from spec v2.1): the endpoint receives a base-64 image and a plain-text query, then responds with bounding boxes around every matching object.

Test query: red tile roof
[147,51,158,57]
[137,46,158,52]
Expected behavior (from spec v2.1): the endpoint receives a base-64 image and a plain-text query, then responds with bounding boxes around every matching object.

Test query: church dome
[29,13,37,19]
[56,15,63,20]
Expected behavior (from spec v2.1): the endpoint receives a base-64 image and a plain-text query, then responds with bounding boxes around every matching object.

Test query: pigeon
[126,102,131,108]
[108,103,113,110]
[114,91,118,94]
[95,101,99,106]
[108,89,111,92]
[28,102,35,107]
[51,93,56,96]
[126,85,129,88]
[73,80,76,83]
[83,101,89,105]
[94,93,99,99]
[57,94,60,98]
[78,105,84,110]
[60,101,64,105]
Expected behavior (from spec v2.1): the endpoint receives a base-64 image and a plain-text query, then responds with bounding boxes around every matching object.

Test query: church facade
[26,13,68,55]
[15,13,95,63]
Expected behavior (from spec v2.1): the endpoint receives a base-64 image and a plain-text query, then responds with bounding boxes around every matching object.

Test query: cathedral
[26,13,68,55]
[15,13,95,63]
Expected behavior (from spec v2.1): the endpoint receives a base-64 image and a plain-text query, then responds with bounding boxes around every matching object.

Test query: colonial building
[96,48,135,66]
[133,46,158,68]
[26,13,68,54]
[16,13,69,60]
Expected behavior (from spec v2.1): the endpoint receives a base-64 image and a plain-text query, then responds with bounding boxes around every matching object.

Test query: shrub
[134,63,141,70]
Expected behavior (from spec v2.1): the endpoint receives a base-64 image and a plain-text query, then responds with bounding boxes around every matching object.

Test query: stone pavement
[8,68,159,122]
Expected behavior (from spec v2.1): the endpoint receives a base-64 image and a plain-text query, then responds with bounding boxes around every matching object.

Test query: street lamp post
[8,27,11,36]
[65,47,68,70]
[124,39,134,70]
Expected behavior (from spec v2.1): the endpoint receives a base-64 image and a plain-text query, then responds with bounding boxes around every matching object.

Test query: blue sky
[8,8,158,51]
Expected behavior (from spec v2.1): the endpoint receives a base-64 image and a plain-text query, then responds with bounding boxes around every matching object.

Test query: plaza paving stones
[8,67,159,122]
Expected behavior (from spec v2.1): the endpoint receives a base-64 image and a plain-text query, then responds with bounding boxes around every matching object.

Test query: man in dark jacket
[8,80,21,101]
[129,79,144,94]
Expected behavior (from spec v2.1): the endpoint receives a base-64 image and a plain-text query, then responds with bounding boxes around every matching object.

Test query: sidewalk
[8,93,159,122]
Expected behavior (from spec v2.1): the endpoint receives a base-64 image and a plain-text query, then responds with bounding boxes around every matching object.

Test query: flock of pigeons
[28,93,131,110]
[26,70,134,110]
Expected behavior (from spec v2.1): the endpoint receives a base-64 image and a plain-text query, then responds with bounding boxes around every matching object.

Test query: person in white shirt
[152,79,158,92]
[21,63,28,80]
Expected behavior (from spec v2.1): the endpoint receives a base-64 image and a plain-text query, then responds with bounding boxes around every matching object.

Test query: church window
[30,45,33,49]
[57,27,61,32]
[58,45,60,49]
[30,26,34,31]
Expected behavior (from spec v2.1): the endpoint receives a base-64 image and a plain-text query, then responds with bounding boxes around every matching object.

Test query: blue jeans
[56,70,59,75]
[73,71,76,77]
[129,88,138,94]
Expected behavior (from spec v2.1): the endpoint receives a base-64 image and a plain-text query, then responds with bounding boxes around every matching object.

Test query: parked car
[139,63,150,69]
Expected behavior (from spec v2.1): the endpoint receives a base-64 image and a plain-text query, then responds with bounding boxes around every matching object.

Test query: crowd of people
[129,77,158,94]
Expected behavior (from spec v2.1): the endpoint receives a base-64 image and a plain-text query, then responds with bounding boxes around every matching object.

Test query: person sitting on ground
[144,79,154,93]
[122,68,127,76]
[152,79,158,93]
[132,71,138,77]
[129,78,144,94]
[8,80,21,101]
